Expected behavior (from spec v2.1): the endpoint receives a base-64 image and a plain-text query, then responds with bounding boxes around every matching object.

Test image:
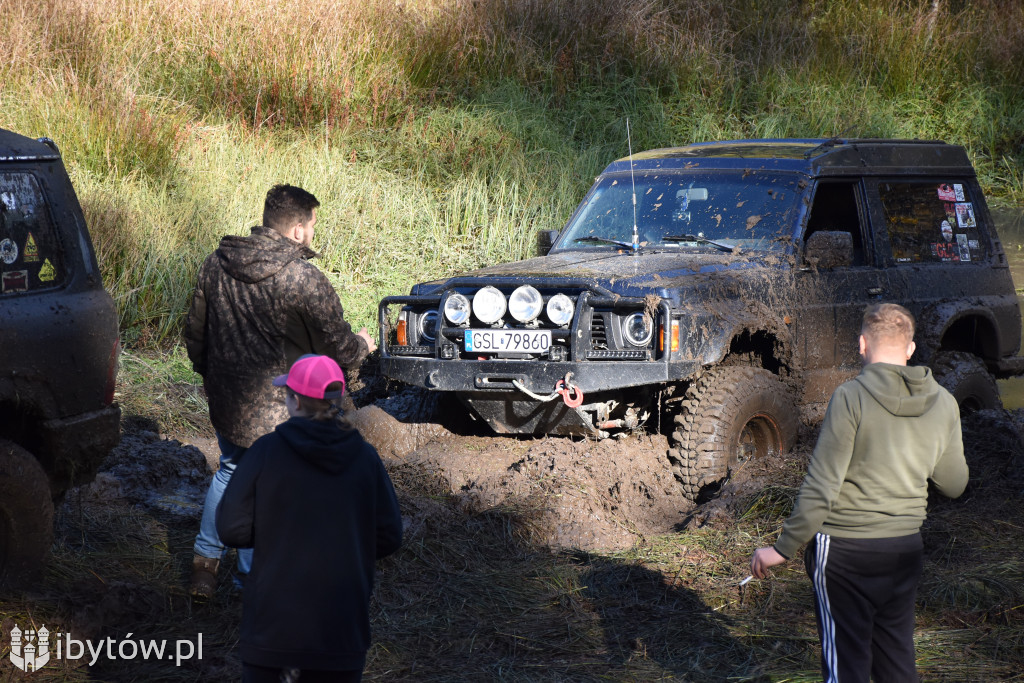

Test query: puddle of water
[991,206,1024,408]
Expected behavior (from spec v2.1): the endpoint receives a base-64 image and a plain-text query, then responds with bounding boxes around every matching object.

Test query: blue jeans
[194,432,253,576]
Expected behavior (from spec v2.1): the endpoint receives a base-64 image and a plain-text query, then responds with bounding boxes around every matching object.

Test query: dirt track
[79,387,820,553]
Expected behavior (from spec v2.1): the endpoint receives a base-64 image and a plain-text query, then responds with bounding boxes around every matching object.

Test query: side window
[0,172,65,295]
[805,181,867,265]
[878,180,985,264]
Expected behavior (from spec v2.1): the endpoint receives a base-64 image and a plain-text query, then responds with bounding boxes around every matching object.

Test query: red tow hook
[555,373,584,408]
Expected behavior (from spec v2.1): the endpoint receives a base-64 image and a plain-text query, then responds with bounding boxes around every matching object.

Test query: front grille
[590,313,607,349]
[390,345,433,356]
[586,349,649,360]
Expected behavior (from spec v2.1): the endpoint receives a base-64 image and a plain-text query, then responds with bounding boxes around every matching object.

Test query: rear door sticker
[953,184,965,201]
[23,233,39,262]
[955,202,976,228]
[938,183,957,201]
[38,259,55,282]
[2,270,27,292]
[0,238,17,264]
[956,233,971,262]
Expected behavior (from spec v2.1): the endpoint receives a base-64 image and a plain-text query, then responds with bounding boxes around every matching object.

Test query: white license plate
[465,329,551,353]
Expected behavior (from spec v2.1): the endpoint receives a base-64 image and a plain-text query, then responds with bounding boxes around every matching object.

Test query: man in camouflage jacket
[184,184,375,597]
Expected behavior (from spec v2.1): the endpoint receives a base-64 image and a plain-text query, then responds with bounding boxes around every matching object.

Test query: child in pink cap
[217,354,402,683]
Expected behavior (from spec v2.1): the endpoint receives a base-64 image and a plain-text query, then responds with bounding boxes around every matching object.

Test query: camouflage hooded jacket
[184,226,368,448]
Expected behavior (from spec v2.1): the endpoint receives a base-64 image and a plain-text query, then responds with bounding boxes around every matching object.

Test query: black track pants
[804,533,924,683]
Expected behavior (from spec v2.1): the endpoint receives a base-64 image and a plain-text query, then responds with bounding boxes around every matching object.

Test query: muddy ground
[76,387,818,554]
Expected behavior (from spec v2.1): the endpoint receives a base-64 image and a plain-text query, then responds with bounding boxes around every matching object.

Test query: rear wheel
[931,351,1001,414]
[668,367,799,502]
[0,440,54,585]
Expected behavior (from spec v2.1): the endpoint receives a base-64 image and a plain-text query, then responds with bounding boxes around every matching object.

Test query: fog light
[549,345,567,361]
[441,344,457,359]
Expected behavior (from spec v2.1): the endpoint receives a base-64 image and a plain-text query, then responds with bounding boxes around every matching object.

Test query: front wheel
[667,367,799,503]
[0,440,55,585]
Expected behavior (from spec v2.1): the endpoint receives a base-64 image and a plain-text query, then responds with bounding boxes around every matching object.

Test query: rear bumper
[39,404,121,495]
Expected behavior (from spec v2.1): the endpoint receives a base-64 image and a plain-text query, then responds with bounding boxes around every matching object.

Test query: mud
[69,385,1024,555]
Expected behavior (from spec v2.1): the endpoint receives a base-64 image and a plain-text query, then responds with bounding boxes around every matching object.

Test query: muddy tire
[668,367,799,502]
[931,351,1001,414]
[0,440,54,585]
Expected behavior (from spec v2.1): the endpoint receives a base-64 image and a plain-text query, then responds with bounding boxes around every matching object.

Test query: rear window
[0,172,65,295]
[878,181,987,264]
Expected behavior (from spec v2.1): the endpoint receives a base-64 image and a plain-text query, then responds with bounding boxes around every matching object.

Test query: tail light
[103,337,121,405]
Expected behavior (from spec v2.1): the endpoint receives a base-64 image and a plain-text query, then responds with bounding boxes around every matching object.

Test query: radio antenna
[627,118,639,254]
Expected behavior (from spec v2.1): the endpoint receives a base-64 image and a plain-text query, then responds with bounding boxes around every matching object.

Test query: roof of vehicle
[605,138,976,177]
[0,127,62,162]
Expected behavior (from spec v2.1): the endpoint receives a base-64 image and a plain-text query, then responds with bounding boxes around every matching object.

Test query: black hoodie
[184,226,368,447]
[216,415,402,671]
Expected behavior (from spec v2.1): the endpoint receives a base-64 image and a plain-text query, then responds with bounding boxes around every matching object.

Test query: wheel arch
[915,304,1001,366]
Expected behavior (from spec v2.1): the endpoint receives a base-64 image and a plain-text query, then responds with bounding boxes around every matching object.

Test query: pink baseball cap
[273,354,345,399]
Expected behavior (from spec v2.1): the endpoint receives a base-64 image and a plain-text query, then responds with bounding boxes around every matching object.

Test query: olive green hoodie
[774,362,968,559]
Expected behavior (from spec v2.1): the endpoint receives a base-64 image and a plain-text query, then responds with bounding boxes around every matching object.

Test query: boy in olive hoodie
[751,303,968,683]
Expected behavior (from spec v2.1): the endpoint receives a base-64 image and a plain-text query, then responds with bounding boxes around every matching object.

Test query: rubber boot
[190,555,220,599]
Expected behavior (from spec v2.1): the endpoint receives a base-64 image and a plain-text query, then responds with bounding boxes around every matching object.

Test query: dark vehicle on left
[0,128,120,582]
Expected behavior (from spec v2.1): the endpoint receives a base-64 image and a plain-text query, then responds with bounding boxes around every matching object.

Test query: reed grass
[2,0,1022,342]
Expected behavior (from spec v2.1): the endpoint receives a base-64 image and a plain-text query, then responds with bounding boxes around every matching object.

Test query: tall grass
[0,0,1022,341]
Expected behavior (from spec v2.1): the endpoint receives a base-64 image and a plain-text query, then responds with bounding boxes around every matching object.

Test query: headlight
[508,285,543,322]
[419,310,440,342]
[472,286,507,324]
[444,293,471,325]
[546,293,574,326]
[622,312,654,346]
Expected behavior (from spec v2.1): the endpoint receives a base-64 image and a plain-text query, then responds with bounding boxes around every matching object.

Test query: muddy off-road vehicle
[379,138,1024,501]
[0,128,120,581]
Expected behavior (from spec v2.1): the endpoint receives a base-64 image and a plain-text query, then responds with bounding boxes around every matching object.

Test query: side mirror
[537,230,559,256]
[803,231,853,269]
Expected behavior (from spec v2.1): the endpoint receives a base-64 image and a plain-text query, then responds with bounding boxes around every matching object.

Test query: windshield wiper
[573,236,637,251]
[662,234,735,253]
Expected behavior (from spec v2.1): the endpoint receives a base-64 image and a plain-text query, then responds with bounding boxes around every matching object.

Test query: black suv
[379,139,1023,501]
[0,128,120,580]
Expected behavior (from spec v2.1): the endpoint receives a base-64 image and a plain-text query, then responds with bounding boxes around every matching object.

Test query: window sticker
[938,183,957,201]
[955,202,977,228]
[2,270,27,292]
[941,220,953,242]
[0,192,15,211]
[0,238,18,264]
[956,233,971,262]
[23,233,39,262]
[38,259,55,282]
[969,239,979,249]
[943,202,957,225]
[953,184,965,202]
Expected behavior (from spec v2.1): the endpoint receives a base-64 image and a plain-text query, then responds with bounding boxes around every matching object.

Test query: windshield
[556,171,803,252]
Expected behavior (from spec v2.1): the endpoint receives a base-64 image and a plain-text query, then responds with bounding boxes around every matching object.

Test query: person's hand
[357,328,378,354]
[751,546,787,579]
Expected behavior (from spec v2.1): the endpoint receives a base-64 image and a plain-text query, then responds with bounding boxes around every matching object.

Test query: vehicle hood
[416,248,788,298]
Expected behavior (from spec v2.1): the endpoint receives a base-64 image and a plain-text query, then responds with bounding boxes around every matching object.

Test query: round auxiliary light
[419,310,440,342]
[546,293,575,326]
[622,311,654,346]
[443,293,471,325]
[508,285,543,323]
[472,286,507,324]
